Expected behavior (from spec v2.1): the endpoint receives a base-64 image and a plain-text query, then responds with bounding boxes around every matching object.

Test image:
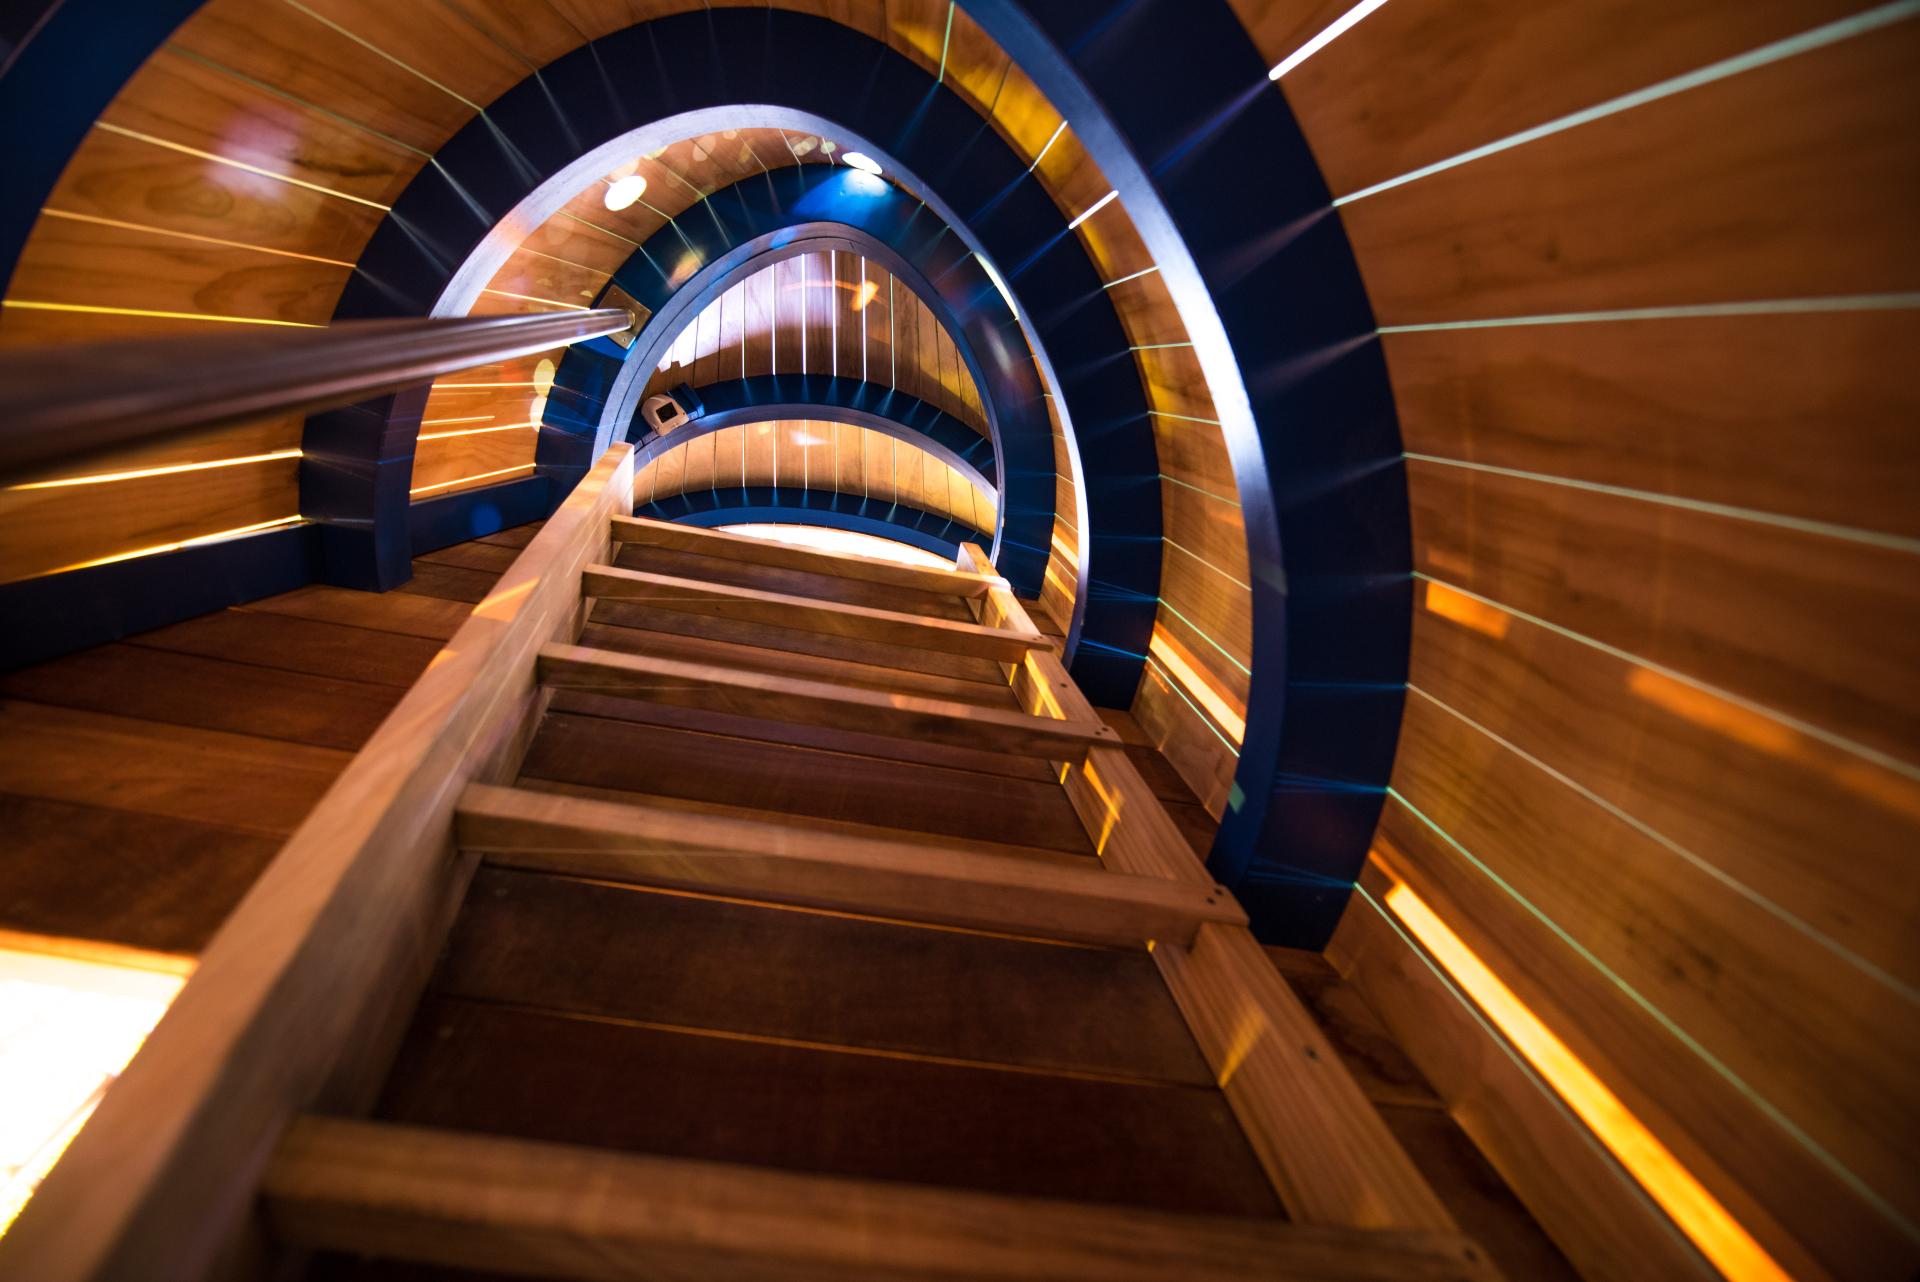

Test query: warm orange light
[417,421,537,442]
[0,935,191,1236]
[1,300,320,329]
[409,464,535,497]
[1381,878,1793,1282]
[6,450,301,491]
[1628,669,1795,757]
[1148,626,1246,745]
[1423,580,1509,638]
[35,517,304,578]
[480,288,589,313]
[852,280,880,311]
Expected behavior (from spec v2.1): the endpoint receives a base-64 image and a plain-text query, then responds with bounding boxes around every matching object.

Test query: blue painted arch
[632,375,997,498]
[538,173,1047,591]
[331,11,1161,707]
[638,487,983,563]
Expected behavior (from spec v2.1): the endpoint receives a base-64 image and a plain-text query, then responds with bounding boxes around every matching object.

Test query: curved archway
[538,170,1049,590]
[328,12,1161,702]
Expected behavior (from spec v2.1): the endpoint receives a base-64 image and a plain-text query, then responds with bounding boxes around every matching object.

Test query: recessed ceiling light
[840,151,883,176]
[604,174,648,211]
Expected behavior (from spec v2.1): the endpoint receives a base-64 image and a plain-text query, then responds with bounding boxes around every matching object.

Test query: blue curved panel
[634,375,996,493]
[638,487,980,562]
[966,0,1412,945]
[333,10,1160,708]
[542,174,1049,597]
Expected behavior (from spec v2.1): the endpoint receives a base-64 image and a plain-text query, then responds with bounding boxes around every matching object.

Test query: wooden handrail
[0,308,634,483]
[0,446,635,1282]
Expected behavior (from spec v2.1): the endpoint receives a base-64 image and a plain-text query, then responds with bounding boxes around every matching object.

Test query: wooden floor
[0,529,525,956]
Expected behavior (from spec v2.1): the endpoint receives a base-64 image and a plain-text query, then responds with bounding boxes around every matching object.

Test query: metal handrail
[0,308,634,482]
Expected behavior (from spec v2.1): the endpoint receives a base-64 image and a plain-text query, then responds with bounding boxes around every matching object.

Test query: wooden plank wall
[640,252,989,433]
[0,524,532,959]
[1229,0,1920,1277]
[0,1,1253,814]
[632,418,996,535]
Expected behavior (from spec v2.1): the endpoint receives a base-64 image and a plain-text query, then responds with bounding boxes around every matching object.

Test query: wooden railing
[0,308,633,483]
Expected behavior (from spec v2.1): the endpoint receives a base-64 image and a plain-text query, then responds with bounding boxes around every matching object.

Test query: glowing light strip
[936,1,956,83]
[1160,473,1240,507]
[1130,341,1193,351]
[418,415,495,427]
[1413,571,1920,782]
[93,122,390,210]
[8,451,300,491]
[1,300,321,329]
[1066,190,1118,230]
[1380,293,1920,334]
[34,517,303,579]
[1407,683,1918,1003]
[1165,538,1252,591]
[479,288,590,312]
[1380,879,1794,1281]
[1028,120,1069,172]
[431,381,541,389]
[1267,0,1394,80]
[1387,789,1916,1238]
[409,464,535,496]
[976,254,1020,320]
[418,421,537,442]
[1148,408,1220,426]
[1102,264,1160,289]
[280,0,482,111]
[163,43,432,158]
[1158,597,1252,677]
[1338,0,1920,203]
[1406,453,1920,554]
[38,210,355,267]
[1143,655,1243,757]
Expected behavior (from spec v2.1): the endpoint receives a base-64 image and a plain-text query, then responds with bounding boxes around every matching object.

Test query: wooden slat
[582,563,1043,662]
[1328,863,1725,1282]
[265,1117,1501,1282]
[457,784,1243,948]
[535,641,1116,760]
[1156,922,1460,1232]
[611,513,1002,596]
[0,447,635,1282]
[1340,18,1920,324]
[434,862,1217,1086]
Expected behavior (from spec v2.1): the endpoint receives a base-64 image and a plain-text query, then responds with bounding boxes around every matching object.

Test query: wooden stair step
[456,783,1245,948]
[582,562,1048,661]
[536,641,1117,760]
[611,513,1005,598]
[265,1117,1502,1282]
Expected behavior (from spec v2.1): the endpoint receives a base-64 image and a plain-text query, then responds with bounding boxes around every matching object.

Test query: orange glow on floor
[1381,879,1793,1282]
[0,935,191,1236]
[1423,580,1510,638]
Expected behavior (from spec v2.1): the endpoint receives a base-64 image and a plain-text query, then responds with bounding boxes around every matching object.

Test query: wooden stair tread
[536,640,1116,760]
[457,784,1244,948]
[582,562,1048,662]
[611,513,1005,598]
[266,1117,1498,1281]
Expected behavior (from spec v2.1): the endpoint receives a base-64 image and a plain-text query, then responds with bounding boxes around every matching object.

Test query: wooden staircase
[0,446,1499,1282]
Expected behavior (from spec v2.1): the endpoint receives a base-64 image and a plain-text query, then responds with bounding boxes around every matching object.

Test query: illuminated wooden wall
[0,2,1245,826]
[639,251,989,429]
[633,419,996,535]
[1229,1,1920,1278]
